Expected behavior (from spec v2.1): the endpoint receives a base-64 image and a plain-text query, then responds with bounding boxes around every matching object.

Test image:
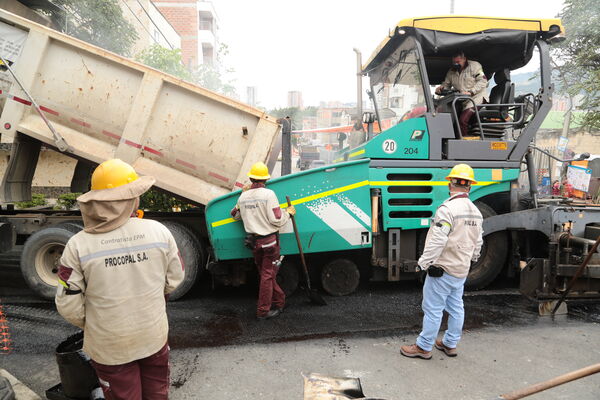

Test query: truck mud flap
[0,222,15,253]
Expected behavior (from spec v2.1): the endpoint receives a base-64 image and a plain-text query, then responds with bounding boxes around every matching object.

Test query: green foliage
[15,194,47,209]
[140,189,190,212]
[269,107,302,130]
[43,0,139,57]
[191,43,237,96]
[135,43,237,97]
[136,45,192,81]
[55,193,82,210]
[554,0,600,130]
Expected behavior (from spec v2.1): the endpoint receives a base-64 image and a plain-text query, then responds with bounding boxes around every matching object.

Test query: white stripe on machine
[307,198,367,246]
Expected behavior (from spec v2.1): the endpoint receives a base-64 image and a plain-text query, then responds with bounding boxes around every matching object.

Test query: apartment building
[152,0,219,67]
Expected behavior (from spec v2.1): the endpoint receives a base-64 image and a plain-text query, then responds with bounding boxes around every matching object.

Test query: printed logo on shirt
[100,234,145,245]
[104,252,149,267]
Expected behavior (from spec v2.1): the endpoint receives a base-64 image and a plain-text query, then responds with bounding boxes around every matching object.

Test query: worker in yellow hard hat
[401,163,483,360]
[230,162,296,320]
[55,159,183,399]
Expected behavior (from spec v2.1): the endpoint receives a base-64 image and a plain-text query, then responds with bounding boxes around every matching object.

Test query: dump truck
[205,16,600,305]
[0,9,281,300]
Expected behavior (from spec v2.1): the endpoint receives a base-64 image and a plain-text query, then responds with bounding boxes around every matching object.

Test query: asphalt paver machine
[206,16,600,305]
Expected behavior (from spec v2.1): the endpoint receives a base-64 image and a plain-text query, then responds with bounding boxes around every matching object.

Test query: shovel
[286,196,327,306]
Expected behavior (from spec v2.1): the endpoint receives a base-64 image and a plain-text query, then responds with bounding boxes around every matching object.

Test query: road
[1,258,600,399]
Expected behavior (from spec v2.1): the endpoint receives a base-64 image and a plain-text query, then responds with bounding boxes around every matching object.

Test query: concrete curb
[0,369,41,400]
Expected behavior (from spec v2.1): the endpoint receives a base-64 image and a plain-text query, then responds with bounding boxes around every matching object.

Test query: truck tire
[21,227,77,299]
[465,202,508,290]
[321,258,360,296]
[161,221,204,301]
[276,259,299,296]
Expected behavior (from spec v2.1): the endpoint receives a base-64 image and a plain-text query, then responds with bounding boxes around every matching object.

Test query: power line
[119,0,162,48]
[134,0,175,50]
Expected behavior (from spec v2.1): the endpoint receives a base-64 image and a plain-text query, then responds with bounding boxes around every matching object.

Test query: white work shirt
[55,218,184,365]
[418,193,484,278]
[231,184,290,236]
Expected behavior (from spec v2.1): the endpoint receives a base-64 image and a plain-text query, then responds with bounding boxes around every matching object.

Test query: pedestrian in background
[56,159,184,399]
[401,164,483,359]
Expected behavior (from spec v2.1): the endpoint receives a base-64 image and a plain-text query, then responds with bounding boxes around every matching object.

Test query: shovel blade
[539,300,568,316]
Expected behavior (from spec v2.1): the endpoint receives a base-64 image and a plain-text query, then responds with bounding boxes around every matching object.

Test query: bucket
[55,331,99,399]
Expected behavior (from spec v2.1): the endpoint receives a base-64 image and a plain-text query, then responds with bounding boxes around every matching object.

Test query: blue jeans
[416,272,467,351]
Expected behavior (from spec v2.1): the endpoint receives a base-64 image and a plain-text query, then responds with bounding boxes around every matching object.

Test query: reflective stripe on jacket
[55,218,184,365]
[418,193,484,278]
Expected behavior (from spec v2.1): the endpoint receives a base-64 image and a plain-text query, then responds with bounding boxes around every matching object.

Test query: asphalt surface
[1,254,600,399]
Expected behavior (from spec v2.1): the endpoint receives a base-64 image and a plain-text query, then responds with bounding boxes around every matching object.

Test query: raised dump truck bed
[0,9,281,300]
[0,9,280,206]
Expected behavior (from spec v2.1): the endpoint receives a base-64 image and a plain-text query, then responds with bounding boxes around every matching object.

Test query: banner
[567,165,592,192]
[0,21,27,64]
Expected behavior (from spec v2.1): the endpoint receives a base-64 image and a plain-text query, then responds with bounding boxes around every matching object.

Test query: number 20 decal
[382,139,396,154]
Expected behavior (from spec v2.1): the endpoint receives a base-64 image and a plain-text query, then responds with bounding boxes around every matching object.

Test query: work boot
[435,339,457,357]
[272,304,286,313]
[256,309,281,321]
[400,344,432,360]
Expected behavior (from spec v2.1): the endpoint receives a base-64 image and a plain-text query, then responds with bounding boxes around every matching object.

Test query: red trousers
[459,107,476,137]
[91,343,170,400]
[253,234,285,317]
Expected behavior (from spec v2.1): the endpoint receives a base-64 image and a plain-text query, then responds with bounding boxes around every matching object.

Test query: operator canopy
[364,16,564,84]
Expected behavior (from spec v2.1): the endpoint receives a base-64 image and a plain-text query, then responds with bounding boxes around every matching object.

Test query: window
[369,36,428,125]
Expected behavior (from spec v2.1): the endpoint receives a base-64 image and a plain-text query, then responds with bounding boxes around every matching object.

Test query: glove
[242,184,251,192]
[287,206,296,216]
[416,265,426,284]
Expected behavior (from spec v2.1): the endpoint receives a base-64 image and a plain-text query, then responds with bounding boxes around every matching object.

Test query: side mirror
[362,112,376,124]
[576,152,591,161]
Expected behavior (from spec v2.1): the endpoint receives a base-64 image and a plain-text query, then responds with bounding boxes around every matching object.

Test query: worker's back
[237,186,287,236]
[58,218,182,365]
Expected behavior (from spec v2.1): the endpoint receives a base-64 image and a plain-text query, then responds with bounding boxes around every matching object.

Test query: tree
[192,44,237,97]
[269,107,302,130]
[135,45,192,81]
[35,0,139,57]
[554,0,600,130]
[135,43,237,97]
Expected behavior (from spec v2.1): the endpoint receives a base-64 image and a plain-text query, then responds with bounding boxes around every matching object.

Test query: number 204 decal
[382,139,418,155]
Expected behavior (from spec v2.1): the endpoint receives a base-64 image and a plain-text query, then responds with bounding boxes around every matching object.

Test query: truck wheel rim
[35,242,64,286]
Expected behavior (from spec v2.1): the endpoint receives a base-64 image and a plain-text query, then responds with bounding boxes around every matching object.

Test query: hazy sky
[216,0,565,109]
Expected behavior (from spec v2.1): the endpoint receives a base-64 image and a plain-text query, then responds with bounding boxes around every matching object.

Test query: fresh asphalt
[1,251,600,399]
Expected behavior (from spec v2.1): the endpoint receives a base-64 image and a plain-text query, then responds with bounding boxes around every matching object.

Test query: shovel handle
[286,196,311,288]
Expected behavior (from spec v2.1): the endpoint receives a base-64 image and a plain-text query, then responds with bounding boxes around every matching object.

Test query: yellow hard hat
[247,162,270,180]
[446,163,477,184]
[91,159,139,190]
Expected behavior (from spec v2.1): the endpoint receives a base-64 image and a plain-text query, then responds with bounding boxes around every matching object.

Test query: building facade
[120,0,181,55]
[152,0,219,67]
[288,91,304,109]
[246,86,257,107]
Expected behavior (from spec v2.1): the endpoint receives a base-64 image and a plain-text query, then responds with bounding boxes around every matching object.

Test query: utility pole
[280,117,292,176]
[352,48,363,122]
[450,0,455,14]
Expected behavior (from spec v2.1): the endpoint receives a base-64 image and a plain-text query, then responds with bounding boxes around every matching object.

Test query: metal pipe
[552,234,600,315]
[0,55,70,153]
[352,48,363,122]
[559,234,599,251]
[525,149,539,208]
